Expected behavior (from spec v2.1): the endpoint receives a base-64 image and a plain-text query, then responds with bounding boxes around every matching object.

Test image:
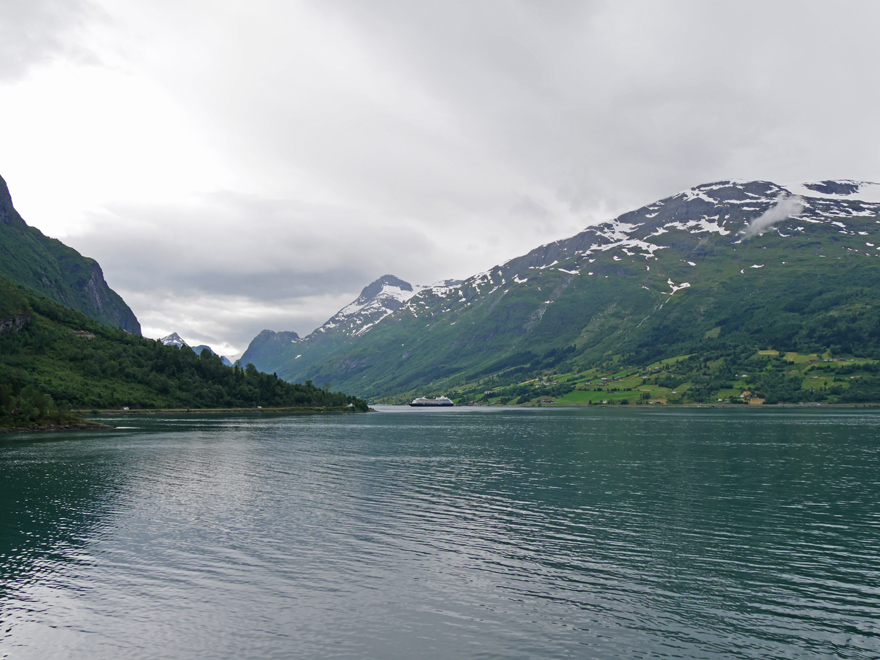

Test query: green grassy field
[430,350,880,407]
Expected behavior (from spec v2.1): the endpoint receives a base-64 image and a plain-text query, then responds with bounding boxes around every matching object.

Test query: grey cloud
[511,195,552,223]
[0,0,100,79]
[160,269,371,301]
[307,0,880,215]
[12,0,880,353]
[135,0,880,258]
[121,287,349,356]
[65,192,448,346]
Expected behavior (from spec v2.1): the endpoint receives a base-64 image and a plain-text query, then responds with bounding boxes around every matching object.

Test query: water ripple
[1,408,879,658]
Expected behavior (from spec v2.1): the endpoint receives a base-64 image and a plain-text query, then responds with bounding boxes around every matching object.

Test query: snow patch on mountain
[664,217,731,236]
[580,233,666,260]
[667,280,691,295]
[334,284,418,319]
[785,180,880,203]
[421,280,463,298]
[318,275,418,336]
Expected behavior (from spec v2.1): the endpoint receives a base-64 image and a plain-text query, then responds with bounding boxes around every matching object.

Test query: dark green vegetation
[0,384,86,431]
[0,174,140,334]
[242,181,880,404]
[0,276,368,428]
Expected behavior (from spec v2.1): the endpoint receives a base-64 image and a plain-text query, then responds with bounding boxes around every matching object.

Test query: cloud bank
[3,0,880,353]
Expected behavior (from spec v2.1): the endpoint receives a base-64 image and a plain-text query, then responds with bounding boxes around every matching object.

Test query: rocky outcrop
[0,177,26,230]
[0,313,30,336]
[82,262,141,334]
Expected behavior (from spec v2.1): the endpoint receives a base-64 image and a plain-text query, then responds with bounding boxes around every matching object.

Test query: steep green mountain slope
[237,329,302,373]
[0,275,368,427]
[0,174,140,334]
[244,180,880,401]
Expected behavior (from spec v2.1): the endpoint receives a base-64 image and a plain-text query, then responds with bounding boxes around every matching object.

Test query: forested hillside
[0,277,367,429]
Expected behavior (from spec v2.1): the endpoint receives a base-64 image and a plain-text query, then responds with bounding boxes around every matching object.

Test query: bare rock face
[82,263,140,333]
[0,177,27,229]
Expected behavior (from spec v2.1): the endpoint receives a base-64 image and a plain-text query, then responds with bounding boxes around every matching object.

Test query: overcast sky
[2,0,879,356]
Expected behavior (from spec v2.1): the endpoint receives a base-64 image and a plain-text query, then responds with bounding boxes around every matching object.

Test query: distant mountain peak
[160,332,187,347]
[358,274,413,301]
[319,274,425,337]
[254,328,300,342]
[160,331,234,365]
[238,275,463,374]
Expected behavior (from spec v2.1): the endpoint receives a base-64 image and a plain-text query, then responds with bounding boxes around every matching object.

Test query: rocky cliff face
[0,174,141,334]
[0,178,27,230]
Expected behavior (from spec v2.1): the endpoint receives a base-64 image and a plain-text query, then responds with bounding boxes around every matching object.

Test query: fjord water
[1,408,878,659]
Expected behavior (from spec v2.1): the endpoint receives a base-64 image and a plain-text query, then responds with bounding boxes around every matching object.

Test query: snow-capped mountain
[398,179,880,313]
[315,275,465,338]
[317,275,424,338]
[239,274,462,373]
[245,179,880,397]
[383,179,880,325]
[160,332,188,348]
[160,332,234,366]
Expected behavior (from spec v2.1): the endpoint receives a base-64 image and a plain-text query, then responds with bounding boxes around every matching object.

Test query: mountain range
[240,179,880,402]
[240,274,461,376]
[6,167,880,410]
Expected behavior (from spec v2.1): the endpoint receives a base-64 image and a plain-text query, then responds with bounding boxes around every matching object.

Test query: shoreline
[379,401,880,409]
[84,406,370,416]
[1,406,370,434]
[0,419,114,434]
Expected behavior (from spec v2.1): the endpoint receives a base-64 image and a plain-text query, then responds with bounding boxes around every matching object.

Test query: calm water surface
[1,407,878,659]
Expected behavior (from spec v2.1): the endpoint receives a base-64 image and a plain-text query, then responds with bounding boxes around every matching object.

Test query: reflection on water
[1,408,879,659]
